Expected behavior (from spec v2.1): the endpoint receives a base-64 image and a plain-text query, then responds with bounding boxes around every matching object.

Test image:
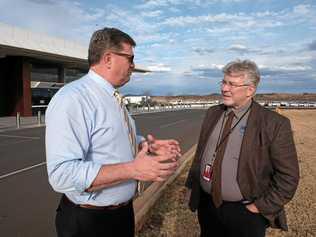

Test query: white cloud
[293,4,311,15]
[227,44,263,55]
[262,65,312,71]
[194,63,224,70]
[138,0,248,10]
[229,44,247,50]
[141,10,162,17]
[160,4,315,33]
[210,63,224,69]
[148,63,172,72]
[103,5,168,45]
[161,13,251,27]
[207,27,232,34]
[275,4,316,25]
[0,0,105,43]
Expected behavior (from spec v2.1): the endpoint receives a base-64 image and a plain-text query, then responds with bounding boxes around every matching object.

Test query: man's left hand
[143,134,181,159]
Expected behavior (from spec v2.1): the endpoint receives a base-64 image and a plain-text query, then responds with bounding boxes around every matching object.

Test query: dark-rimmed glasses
[110,51,134,64]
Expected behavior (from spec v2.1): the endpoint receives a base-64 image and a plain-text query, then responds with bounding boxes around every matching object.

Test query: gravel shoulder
[137,110,316,237]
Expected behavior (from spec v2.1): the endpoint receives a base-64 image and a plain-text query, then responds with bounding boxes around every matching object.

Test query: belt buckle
[241,199,253,205]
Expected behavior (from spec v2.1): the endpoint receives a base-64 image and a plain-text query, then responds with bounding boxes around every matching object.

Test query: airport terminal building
[0,23,147,117]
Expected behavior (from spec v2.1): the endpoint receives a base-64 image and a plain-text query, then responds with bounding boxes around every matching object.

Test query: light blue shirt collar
[88,70,116,97]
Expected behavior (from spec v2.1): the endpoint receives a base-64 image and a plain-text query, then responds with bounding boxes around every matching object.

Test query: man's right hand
[131,142,179,182]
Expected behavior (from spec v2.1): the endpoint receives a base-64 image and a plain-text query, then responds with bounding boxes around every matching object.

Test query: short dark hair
[88,27,136,67]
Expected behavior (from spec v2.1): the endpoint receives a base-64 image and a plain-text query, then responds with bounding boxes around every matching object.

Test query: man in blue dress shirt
[46,27,181,237]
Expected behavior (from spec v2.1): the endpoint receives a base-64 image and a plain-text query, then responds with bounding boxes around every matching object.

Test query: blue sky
[1,0,316,95]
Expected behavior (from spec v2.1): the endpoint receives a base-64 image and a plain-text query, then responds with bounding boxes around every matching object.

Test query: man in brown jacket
[185,59,299,237]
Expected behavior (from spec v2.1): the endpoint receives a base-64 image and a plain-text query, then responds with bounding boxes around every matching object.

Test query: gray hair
[88,27,136,67]
[222,59,260,87]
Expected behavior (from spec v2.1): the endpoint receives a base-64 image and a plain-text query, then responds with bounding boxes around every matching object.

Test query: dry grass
[136,162,200,237]
[137,110,316,237]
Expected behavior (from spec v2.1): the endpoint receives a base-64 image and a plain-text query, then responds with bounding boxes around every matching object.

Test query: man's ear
[247,85,256,98]
[103,53,111,69]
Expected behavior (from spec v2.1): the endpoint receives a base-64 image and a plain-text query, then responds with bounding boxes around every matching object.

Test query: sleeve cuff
[136,135,146,145]
[75,162,102,194]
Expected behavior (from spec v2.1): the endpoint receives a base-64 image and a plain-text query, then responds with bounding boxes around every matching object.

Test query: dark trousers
[198,189,268,237]
[55,195,135,237]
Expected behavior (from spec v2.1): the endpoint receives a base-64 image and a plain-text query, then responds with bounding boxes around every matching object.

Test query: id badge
[202,164,213,182]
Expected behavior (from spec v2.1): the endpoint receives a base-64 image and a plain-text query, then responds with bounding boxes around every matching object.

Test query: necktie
[211,111,235,207]
[114,90,143,195]
[114,90,137,156]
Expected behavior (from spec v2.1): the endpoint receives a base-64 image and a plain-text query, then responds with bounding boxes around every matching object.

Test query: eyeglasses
[110,51,134,64]
[219,80,250,89]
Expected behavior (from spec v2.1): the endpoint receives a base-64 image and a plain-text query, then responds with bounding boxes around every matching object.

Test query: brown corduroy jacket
[185,101,299,230]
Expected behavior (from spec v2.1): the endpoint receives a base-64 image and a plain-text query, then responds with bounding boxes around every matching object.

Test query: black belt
[222,199,254,205]
[62,195,132,210]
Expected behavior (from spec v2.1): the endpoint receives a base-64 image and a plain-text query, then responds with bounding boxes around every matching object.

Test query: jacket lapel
[237,101,261,194]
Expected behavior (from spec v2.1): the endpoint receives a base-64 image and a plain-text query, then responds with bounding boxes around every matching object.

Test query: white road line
[135,116,159,119]
[160,119,187,128]
[0,134,40,140]
[0,162,46,180]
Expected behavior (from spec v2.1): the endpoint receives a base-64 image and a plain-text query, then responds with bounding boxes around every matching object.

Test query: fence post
[16,112,21,128]
[37,111,41,125]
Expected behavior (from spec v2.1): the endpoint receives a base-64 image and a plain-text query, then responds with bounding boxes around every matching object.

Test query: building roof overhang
[0,22,150,72]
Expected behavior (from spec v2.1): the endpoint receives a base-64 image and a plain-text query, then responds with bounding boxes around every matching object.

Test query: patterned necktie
[114,90,143,195]
[211,111,235,207]
[114,90,137,156]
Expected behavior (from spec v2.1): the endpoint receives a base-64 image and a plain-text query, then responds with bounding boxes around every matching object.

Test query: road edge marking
[0,162,46,180]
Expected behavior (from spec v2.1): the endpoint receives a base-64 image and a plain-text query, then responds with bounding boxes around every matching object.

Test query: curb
[133,144,197,231]
[0,124,45,133]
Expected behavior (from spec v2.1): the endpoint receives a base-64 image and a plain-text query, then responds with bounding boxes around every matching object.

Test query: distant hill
[151,93,316,103]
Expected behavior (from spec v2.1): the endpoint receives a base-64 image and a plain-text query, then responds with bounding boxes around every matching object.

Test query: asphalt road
[0,109,206,237]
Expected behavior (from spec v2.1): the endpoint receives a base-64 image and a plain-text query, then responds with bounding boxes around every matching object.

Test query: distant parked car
[31,88,59,115]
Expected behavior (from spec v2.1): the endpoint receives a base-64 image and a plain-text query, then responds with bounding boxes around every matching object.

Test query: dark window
[31,88,59,106]
[31,64,59,82]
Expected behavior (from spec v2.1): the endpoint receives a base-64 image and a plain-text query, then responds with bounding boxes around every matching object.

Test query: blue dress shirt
[46,70,142,206]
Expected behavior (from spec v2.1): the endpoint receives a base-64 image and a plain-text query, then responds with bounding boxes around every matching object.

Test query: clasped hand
[133,134,181,182]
